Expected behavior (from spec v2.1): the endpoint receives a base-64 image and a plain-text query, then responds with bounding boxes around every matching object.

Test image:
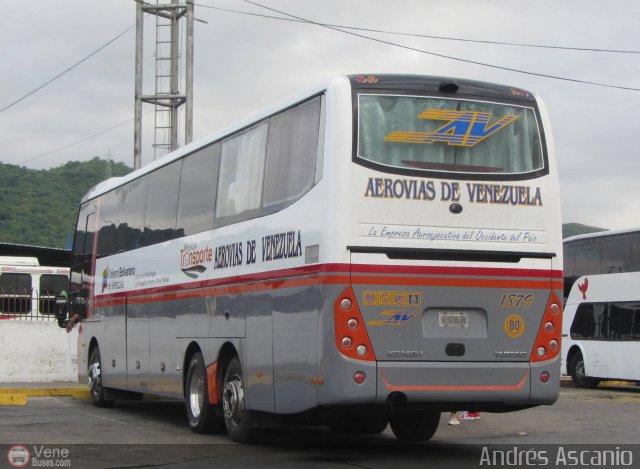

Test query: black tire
[222,356,257,443]
[569,352,600,389]
[389,411,440,442]
[362,419,389,434]
[88,346,115,408]
[185,352,225,434]
[330,418,388,434]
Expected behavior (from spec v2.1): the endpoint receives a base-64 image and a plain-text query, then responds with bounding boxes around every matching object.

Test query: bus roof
[563,227,640,244]
[0,256,39,266]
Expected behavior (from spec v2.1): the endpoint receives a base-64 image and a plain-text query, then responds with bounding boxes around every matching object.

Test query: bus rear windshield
[356,94,544,177]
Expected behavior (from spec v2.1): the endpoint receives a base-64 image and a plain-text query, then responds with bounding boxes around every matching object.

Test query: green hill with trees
[562,222,607,239]
[0,158,131,248]
[0,157,610,249]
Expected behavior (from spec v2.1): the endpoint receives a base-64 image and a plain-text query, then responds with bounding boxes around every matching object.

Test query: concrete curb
[0,386,89,406]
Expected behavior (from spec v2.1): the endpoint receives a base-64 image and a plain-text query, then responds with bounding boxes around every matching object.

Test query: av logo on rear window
[384,109,520,147]
[368,310,420,326]
[363,290,421,306]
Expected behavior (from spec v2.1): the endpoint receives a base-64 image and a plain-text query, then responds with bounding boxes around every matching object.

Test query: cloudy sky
[2,0,639,231]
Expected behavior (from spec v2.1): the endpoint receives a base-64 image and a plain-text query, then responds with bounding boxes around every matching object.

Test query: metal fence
[0,287,58,321]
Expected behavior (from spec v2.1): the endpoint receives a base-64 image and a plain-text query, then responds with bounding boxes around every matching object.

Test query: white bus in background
[562,272,640,388]
[0,256,70,319]
[59,74,563,443]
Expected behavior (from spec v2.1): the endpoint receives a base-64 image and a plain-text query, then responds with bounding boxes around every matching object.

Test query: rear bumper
[376,356,560,406]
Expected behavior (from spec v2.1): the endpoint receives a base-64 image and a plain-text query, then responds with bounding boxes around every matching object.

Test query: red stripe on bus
[379,368,529,392]
[95,275,350,308]
[351,275,562,290]
[352,264,563,279]
[95,263,562,304]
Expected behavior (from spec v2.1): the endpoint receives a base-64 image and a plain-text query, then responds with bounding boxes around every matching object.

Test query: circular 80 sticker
[504,314,525,338]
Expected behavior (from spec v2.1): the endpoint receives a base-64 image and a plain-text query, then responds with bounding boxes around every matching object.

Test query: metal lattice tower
[134,0,194,169]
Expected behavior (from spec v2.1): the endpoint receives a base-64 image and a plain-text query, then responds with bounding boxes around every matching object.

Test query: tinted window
[630,233,640,271]
[177,144,220,236]
[571,303,605,339]
[574,238,603,277]
[144,161,182,245]
[116,176,148,252]
[40,275,68,296]
[0,273,32,313]
[563,242,577,298]
[216,122,268,225]
[0,273,32,293]
[263,96,321,213]
[97,191,119,257]
[571,302,640,341]
[602,235,631,274]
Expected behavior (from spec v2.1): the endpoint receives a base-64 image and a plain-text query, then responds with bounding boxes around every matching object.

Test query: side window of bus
[116,176,149,252]
[39,274,68,315]
[632,306,640,339]
[574,239,603,277]
[0,273,32,313]
[144,161,182,246]
[608,303,636,340]
[602,235,631,274]
[177,143,220,236]
[70,203,96,304]
[630,233,640,271]
[97,191,119,257]
[262,95,322,214]
[215,122,268,226]
[562,243,576,299]
[571,303,598,339]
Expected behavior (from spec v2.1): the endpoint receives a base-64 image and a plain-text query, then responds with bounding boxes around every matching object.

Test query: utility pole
[134,0,194,170]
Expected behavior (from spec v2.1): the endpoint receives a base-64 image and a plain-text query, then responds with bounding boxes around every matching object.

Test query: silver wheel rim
[223,373,245,424]
[575,359,586,380]
[88,358,101,397]
[189,368,204,418]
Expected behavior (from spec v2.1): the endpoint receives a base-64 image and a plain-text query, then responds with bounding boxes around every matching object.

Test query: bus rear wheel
[222,356,257,443]
[88,346,115,408]
[569,352,600,389]
[185,352,224,434]
[389,411,440,442]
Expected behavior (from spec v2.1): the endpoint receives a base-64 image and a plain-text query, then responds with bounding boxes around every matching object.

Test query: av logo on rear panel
[368,310,420,326]
[384,109,519,147]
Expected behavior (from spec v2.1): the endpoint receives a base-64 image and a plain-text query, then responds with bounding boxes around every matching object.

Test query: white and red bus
[1,256,69,319]
[562,272,640,387]
[59,75,563,442]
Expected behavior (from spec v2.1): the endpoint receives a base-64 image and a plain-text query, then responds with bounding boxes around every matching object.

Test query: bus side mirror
[55,296,68,328]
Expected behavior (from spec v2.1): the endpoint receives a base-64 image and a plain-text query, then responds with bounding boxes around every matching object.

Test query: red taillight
[540,371,550,383]
[354,371,366,384]
[334,286,376,361]
[530,291,563,363]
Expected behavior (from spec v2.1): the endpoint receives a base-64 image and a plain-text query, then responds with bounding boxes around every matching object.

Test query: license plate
[439,311,469,328]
